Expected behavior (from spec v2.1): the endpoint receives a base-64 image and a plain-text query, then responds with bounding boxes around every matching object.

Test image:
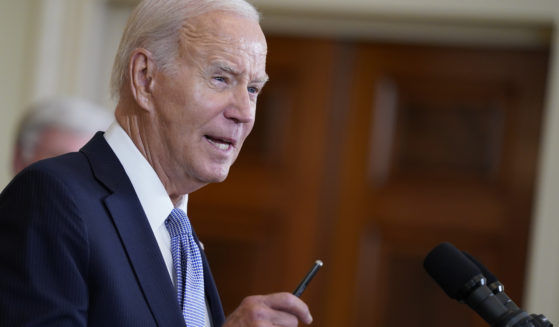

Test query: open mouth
[205,135,234,151]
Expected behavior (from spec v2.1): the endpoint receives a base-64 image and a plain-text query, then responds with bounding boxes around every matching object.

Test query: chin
[202,165,231,184]
[213,175,228,183]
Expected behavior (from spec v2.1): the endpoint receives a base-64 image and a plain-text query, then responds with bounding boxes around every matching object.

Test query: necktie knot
[165,208,193,237]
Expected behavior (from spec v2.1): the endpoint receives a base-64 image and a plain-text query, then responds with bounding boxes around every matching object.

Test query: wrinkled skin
[117,10,268,204]
[224,293,312,327]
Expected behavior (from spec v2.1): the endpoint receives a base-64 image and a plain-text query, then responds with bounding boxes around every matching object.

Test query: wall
[0,0,119,183]
[525,29,559,319]
[0,0,34,184]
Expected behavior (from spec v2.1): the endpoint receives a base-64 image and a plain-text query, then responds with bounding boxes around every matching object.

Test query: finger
[261,292,313,324]
[268,309,299,326]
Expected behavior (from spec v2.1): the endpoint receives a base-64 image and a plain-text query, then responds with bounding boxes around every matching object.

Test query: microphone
[461,251,520,312]
[424,242,553,327]
[424,242,511,324]
[461,250,552,327]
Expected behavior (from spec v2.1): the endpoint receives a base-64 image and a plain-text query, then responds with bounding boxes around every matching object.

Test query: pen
[293,260,323,297]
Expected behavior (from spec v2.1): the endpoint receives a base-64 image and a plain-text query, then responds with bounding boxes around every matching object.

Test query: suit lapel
[81,133,184,326]
[105,194,184,326]
[193,232,226,325]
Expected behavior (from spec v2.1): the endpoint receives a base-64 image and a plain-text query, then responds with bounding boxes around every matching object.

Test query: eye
[213,76,228,84]
[248,86,259,95]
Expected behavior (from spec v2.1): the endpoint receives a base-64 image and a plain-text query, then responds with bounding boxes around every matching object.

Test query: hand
[223,292,313,326]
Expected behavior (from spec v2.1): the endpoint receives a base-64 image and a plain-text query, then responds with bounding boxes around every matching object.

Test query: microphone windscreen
[462,251,498,284]
[424,242,482,300]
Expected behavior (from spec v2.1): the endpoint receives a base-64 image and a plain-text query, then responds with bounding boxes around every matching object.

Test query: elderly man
[12,96,112,174]
[0,0,312,326]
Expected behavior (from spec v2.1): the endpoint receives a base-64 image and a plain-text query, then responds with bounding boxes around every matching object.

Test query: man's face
[13,127,92,174]
[150,11,267,191]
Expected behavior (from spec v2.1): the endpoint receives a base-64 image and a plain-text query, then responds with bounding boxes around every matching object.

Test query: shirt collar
[103,121,188,230]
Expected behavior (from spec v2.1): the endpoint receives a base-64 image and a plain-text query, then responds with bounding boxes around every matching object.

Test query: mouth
[205,135,236,151]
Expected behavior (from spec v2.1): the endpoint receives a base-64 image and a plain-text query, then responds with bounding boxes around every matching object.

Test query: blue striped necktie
[165,208,206,326]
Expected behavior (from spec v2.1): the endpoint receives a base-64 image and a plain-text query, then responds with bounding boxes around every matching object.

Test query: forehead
[179,11,267,76]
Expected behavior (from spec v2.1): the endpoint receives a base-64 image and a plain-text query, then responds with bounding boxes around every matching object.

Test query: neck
[114,101,205,203]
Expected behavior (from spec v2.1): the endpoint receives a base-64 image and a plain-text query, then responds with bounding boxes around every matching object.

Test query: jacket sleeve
[0,165,89,326]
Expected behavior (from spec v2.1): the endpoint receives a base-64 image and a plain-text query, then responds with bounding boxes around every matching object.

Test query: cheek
[183,83,222,114]
[245,121,255,137]
[154,71,200,120]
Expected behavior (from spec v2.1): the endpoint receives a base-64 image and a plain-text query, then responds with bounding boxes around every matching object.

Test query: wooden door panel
[330,44,548,327]
[353,224,502,327]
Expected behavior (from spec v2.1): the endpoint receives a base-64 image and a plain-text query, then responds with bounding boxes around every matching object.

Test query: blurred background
[2,0,559,326]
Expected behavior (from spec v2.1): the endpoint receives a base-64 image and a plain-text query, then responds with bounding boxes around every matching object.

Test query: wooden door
[326,44,549,327]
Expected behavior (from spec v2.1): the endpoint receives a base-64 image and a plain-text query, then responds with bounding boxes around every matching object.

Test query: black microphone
[424,242,553,327]
[424,242,511,324]
[462,251,552,327]
[461,251,520,312]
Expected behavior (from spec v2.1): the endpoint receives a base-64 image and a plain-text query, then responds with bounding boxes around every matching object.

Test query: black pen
[293,260,323,297]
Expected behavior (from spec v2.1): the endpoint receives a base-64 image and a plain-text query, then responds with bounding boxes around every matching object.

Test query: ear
[128,48,156,112]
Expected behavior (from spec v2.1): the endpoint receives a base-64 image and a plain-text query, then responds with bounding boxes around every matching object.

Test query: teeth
[215,142,229,150]
[207,137,230,150]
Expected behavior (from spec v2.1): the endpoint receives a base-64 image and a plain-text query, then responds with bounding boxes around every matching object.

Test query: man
[12,96,112,174]
[0,0,313,326]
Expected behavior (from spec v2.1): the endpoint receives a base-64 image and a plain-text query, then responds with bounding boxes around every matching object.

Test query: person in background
[12,96,112,174]
[0,0,313,326]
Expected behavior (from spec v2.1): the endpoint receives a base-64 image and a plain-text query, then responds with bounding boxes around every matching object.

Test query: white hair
[110,0,261,101]
[16,96,113,163]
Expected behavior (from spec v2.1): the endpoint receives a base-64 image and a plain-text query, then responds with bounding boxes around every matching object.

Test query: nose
[224,85,255,124]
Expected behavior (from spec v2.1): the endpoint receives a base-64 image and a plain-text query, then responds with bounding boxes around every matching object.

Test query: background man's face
[151,11,268,187]
[13,127,92,174]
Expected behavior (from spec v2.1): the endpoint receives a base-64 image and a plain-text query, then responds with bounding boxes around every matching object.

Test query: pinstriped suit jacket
[0,132,225,326]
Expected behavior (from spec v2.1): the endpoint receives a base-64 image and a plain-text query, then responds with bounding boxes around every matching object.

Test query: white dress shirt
[104,121,211,327]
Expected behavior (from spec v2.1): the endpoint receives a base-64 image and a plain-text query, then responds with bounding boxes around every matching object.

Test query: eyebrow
[255,74,270,84]
[218,64,237,75]
[217,63,269,84]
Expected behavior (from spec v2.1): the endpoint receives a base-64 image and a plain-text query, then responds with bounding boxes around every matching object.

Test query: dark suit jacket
[0,132,225,326]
